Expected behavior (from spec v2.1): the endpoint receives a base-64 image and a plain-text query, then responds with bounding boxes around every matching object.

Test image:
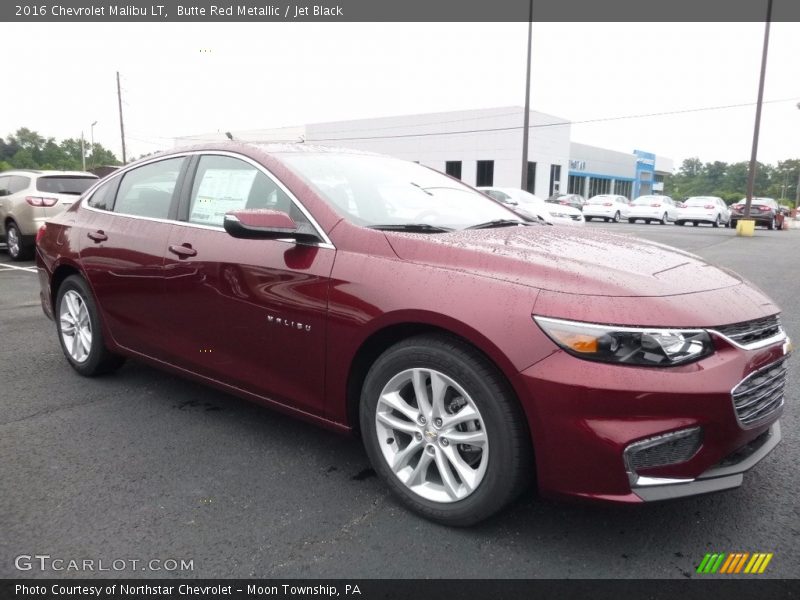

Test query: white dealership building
[175,107,673,200]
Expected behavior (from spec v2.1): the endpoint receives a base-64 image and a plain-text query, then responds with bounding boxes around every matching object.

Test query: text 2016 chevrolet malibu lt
[36,143,791,525]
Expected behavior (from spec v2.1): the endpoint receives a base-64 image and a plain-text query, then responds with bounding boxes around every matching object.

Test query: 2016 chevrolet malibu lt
[36,143,791,525]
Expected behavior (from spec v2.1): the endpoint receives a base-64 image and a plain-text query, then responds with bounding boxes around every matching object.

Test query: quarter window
[87,180,116,211]
[114,157,185,219]
[0,176,9,197]
[8,176,31,194]
[189,155,309,229]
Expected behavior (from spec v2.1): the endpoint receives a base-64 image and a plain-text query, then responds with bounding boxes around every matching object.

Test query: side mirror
[223,209,321,243]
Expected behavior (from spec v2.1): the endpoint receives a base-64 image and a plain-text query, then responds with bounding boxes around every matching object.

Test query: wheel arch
[343,315,530,444]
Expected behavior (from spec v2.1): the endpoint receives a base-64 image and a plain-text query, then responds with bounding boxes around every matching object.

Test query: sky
[2,21,799,170]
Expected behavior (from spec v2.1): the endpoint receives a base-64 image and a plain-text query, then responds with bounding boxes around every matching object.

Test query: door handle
[168,244,197,258]
[87,230,107,242]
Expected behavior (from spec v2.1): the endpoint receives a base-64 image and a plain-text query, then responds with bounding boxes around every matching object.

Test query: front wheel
[360,335,531,526]
[56,275,126,376]
[612,211,621,223]
[660,213,668,225]
[713,215,720,228]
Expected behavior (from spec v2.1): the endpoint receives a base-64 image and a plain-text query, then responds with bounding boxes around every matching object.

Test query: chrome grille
[731,357,788,427]
[714,315,781,347]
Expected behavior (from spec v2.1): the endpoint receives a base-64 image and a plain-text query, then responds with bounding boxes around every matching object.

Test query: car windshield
[279,153,523,230]
[684,197,715,207]
[36,176,97,195]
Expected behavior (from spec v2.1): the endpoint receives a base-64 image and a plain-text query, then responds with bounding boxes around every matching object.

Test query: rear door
[161,153,335,415]
[79,156,189,359]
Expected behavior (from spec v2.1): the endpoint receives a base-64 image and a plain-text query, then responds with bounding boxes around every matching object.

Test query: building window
[549,164,562,197]
[615,180,632,199]
[476,160,494,187]
[445,161,462,180]
[588,177,611,197]
[568,174,585,197]
[526,162,536,194]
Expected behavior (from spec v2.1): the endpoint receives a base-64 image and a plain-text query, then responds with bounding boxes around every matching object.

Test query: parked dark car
[729,197,781,230]
[36,143,790,525]
[547,193,585,211]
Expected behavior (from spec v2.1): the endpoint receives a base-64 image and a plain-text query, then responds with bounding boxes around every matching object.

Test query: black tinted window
[36,176,95,195]
[87,181,115,211]
[8,175,31,194]
[114,158,185,219]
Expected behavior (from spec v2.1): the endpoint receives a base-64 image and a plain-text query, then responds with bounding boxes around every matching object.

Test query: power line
[306,97,800,143]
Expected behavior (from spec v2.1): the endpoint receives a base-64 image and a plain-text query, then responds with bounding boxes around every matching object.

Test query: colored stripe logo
[696,552,773,574]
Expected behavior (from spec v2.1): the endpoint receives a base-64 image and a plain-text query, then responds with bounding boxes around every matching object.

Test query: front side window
[114,157,185,219]
[188,155,309,228]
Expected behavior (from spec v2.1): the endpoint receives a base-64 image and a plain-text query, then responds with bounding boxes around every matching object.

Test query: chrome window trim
[79,150,335,250]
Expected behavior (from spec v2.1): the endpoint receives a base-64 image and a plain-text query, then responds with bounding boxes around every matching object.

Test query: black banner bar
[3,579,800,600]
[3,0,800,22]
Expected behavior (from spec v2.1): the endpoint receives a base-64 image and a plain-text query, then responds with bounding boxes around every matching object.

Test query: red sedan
[36,143,791,525]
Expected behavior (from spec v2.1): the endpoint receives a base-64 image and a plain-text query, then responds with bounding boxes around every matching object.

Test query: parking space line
[0,264,37,273]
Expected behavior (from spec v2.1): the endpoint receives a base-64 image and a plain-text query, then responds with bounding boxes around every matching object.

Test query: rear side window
[0,176,10,196]
[188,155,304,228]
[36,176,95,195]
[114,158,185,219]
[8,175,31,194]
[87,180,116,211]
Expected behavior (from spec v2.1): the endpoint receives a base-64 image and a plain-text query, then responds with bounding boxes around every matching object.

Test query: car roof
[0,169,97,177]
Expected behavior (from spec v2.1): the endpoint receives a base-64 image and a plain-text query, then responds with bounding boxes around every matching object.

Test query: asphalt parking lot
[1,223,798,579]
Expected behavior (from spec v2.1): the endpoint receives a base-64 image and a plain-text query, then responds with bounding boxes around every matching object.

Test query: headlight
[534,316,713,367]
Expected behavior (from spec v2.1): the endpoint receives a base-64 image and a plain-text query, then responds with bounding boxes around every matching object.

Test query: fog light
[624,427,703,480]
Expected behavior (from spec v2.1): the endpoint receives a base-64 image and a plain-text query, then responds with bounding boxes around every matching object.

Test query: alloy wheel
[7,225,20,259]
[59,290,93,363]
[375,368,489,503]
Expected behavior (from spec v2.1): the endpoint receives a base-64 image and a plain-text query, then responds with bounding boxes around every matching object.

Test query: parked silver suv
[0,170,98,260]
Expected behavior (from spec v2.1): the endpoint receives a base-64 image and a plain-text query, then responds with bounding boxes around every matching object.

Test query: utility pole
[520,0,533,193]
[744,0,772,219]
[90,120,97,167]
[117,71,127,164]
[80,132,86,171]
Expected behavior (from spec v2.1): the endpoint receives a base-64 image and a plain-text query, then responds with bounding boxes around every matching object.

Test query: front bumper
[517,335,789,503]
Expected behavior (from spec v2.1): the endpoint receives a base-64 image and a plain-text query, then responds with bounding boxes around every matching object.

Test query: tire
[360,334,531,526]
[628,219,635,224]
[612,211,621,223]
[767,218,775,231]
[645,219,651,224]
[693,221,699,226]
[675,220,683,226]
[713,215,720,228]
[659,213,668,225]
[55,275,126,376]
[585,217,592,222]
[730,219,737,229]
[6,221,33,261]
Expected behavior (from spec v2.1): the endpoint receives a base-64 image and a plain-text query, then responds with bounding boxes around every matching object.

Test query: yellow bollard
[736,219,755,237]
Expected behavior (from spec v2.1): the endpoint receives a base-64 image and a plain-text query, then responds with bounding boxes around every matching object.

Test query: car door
[79,156,189,359]
[160,153,335,415]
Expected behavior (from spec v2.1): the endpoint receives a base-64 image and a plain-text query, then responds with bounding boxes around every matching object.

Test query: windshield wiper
[367,223,454,233]
[465,219,528,230]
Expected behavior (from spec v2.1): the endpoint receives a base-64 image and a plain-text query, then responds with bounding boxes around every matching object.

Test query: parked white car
[583,194,631,223]
[478,187,584,226]
[675,196,731,227]
[627,195,678,224]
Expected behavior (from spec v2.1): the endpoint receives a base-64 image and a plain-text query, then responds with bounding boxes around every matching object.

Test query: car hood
[385,226,742,297]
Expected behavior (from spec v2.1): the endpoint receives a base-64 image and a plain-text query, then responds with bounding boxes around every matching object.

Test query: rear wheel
[6,221,33,261]
[56,275,126,376]
[360,334,531,526]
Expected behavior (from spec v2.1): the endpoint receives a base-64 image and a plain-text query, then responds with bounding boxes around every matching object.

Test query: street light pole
[520,0,533,192]
[89,121,97,168]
